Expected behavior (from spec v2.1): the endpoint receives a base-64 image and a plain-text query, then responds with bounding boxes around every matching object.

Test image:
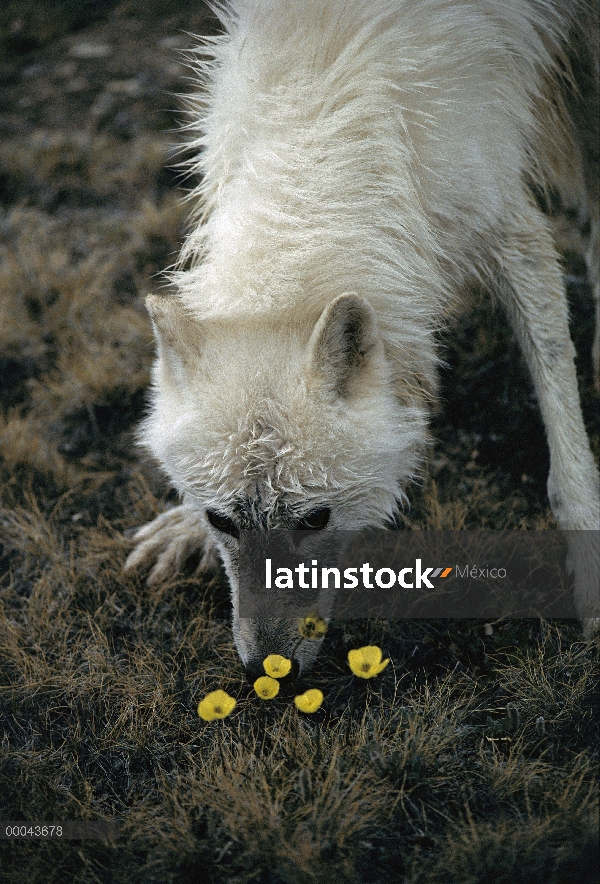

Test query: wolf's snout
[245,660,266,683]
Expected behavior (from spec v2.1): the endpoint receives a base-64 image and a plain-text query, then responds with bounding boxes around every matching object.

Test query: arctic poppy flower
[197,689,236,721]
[298,613,327,640]
[254,675,280,699]
[294,689,324,713]
[263,654,292,678]
[348,646,389,679]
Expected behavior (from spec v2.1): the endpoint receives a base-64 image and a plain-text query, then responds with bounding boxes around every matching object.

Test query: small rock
[70,43,112,60]
[108,78,143,98]
[159,36,188,50]
[22,63,48,78]
[90,92,116,118]
[65,78,89,93]
[56,62,77,78]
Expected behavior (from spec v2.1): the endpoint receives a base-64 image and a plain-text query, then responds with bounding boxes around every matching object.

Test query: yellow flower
[298,613,328,640]
[348,646,390,679]
[197,689,236,721]
[294,689,324,713]
[263,654,292,679]
[254,675,280,700]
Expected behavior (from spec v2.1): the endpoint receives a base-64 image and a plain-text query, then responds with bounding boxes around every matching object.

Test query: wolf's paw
[124,504,218,585]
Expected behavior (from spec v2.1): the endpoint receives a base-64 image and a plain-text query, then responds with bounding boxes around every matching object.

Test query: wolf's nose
[245,660,265,683]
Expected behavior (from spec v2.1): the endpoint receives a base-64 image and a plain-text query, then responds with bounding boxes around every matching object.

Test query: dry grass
[0,3,598,882]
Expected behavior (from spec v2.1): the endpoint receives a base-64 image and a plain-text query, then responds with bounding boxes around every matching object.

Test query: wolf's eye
[296,507,331,530]
[206,509,240,539]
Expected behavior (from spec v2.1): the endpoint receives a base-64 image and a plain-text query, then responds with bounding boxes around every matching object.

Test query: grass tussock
[0,2,598,882]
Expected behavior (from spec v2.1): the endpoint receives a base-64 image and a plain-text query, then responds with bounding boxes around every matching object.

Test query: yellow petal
[263,654,292,678]
[197,704,215,721]
[254,675,280,700]
[361,646,383,664]
[294,689,324,713]
[198,689,236,720]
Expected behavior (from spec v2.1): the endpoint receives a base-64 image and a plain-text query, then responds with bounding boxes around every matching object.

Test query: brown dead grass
[0,3,598,883]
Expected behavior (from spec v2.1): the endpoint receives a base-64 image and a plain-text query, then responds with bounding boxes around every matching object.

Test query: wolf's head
[141,291,427,673]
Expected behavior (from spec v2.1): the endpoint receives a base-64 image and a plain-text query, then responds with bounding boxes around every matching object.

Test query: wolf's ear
[306,293,380,397]
[145,294,202,371]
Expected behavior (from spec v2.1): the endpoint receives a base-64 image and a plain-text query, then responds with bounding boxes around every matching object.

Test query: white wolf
[125,0,600,675]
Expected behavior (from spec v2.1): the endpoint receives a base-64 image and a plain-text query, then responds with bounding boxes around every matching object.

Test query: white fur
[126,0,600,669]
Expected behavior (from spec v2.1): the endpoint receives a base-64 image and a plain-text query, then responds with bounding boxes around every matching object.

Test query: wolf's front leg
[494,200,600,631]
[124,498,218,585]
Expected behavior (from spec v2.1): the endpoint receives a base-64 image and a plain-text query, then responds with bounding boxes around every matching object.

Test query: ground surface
[0,3,598,883]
